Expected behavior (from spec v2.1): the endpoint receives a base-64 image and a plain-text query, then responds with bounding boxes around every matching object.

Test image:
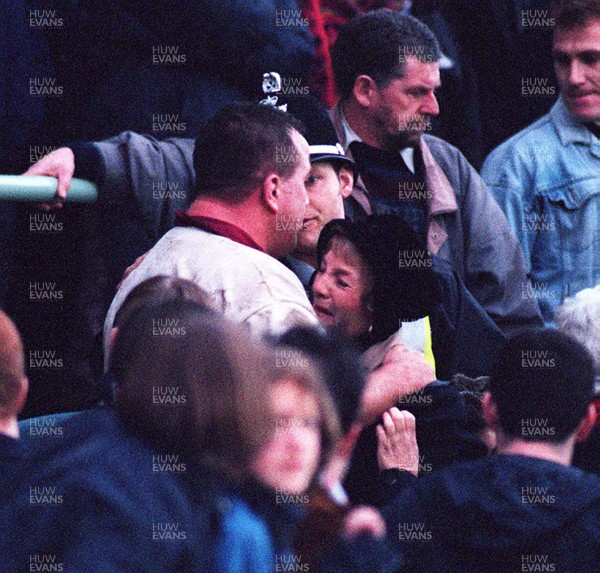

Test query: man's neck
[187,197,272,254]
[495,436,574,466]
[0,417,20,439]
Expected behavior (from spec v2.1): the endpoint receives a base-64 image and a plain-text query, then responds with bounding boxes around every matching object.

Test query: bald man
[0,310,28,439]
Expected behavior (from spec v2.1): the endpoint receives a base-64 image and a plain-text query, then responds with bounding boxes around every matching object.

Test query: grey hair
[555,284,600,394]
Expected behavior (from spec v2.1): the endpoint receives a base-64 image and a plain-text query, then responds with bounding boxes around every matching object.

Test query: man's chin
[388,131,422,150]
[293,237,318,259]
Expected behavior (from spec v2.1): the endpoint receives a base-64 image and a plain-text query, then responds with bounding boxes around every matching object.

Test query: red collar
[174,211,265,253]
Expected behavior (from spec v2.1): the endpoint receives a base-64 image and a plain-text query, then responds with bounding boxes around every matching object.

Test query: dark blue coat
[382,454,600,572]
[2,409,235,573]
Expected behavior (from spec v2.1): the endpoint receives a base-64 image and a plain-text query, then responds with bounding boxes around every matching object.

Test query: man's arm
[452,147,543,335]
[25,132,195,242]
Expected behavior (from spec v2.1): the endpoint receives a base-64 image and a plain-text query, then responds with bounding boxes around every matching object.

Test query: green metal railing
[0,176,98,203]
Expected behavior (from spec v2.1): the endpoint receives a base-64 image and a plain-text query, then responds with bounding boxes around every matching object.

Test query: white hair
[555,284,600,394]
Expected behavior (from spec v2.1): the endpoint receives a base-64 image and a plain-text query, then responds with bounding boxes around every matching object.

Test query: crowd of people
[1,0,600,571]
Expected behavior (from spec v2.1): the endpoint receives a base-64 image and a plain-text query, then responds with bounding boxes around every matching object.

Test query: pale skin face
[353,57,441,150]
[251,379,322,495]
[311,239,373,338]
[553,19,600,122]
[293,162,353,267]
[276,129,311,254]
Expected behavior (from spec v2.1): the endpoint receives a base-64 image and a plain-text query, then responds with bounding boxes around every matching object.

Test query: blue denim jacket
[482,98,600,324]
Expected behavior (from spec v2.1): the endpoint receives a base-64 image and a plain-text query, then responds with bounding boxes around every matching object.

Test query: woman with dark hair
[311,215,494,505]
[311,215,438,425]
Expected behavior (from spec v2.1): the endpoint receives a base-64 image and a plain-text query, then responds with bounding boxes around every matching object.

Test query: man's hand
[24,147,75,210]
[376,408,419,475]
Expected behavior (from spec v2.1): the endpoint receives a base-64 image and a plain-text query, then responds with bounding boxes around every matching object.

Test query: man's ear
[575,403,597,443]
[338,165,354,199]
[14,376,29,416]
[261,173,281,214]
[353,75,378,108]
[482,391,500,434]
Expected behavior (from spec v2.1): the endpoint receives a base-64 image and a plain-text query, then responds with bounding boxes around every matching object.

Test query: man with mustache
[328,9,542,335]
[482,0,600,325]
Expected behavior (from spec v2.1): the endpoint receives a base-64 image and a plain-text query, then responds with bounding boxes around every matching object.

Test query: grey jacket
[329,104,542,335]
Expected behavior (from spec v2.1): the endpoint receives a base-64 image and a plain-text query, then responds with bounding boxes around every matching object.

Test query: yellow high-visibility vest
[400,316,436,378]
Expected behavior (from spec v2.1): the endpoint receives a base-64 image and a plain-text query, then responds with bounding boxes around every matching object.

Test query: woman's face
[251,379,322,495]
[312,238,373,338]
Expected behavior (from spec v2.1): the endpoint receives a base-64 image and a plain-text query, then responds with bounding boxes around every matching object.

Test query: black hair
[331,9,441,100]
[193,102,305,202]
[551,0,600,28]
[277,326,366,433]
[490,329,595,443]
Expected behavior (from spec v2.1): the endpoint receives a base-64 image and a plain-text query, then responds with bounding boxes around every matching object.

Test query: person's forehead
[553,18,600,52]
[272,378,318,412]
[390,59,441,88]
[326,238,367,271]
[310,161,337,174]
[291,129,310,153]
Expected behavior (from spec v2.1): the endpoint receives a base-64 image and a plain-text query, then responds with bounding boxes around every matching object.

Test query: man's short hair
[0,311,25,417]
[331,9,441,101]
[192,102,304,202]
[490,329,595,443]
[551,0,600,29]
